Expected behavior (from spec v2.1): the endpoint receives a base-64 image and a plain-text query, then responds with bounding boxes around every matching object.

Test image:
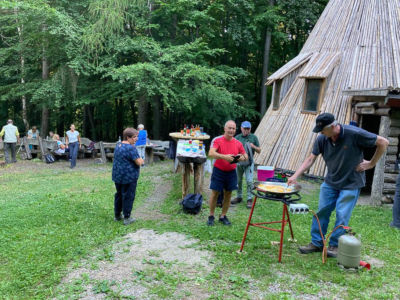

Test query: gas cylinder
[337,232,361,268]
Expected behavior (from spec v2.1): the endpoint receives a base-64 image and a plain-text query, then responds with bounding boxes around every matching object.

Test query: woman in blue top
[135,124,147,163]
[112,128,144,225]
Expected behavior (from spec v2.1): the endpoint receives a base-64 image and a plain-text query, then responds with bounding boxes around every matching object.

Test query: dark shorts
[210,167,238,192]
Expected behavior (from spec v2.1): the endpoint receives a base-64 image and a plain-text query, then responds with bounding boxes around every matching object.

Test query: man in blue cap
[231,121,261,208]
[288,112,389,257]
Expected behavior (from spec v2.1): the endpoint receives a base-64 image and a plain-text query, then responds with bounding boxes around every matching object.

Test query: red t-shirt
[211,135,245,172]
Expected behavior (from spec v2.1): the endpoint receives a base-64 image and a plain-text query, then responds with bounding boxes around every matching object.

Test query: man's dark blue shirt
[312,124,377,190]
[112,142,140,184]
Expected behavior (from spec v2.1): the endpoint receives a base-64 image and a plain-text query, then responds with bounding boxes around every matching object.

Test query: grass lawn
[0,160,399,299]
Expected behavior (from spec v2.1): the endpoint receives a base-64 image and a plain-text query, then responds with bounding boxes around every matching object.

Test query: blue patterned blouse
[112,142,140,184]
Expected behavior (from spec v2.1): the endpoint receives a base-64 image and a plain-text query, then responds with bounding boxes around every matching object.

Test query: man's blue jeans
[237,163,254,200]
[69,142,79,168]
[311,182,360,247]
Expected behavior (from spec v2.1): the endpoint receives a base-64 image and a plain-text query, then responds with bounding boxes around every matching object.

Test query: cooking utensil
[254,181,301,196]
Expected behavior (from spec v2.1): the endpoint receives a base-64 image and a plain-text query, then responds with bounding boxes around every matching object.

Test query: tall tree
[260,0,275,117]
[41,24,49,137]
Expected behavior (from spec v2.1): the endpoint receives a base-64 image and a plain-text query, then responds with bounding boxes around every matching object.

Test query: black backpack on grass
[44,153,55,164]
[181,193,203,214]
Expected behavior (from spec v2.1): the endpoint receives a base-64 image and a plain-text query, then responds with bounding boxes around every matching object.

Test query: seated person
[48,131,55,140]
[27,126,39,139]
[27,126,40,151]
[53,134,66,155]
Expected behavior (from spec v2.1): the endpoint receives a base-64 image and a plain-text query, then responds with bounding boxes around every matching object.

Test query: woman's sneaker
[123,217,136,225]
[219,216,231,226]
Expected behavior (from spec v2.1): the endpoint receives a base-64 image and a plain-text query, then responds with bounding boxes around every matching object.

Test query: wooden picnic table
[1,137,155,164]
[169,133,210,199]
[99,142,155,165]
[169,132,210,141]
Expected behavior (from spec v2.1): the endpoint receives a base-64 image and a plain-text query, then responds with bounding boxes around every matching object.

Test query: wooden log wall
[382,110,400,203]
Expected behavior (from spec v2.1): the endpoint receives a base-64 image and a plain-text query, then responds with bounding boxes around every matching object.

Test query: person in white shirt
[27,126,40,139]
[65,124,81,169]
[53,134,66,156]
[0,119,20,164]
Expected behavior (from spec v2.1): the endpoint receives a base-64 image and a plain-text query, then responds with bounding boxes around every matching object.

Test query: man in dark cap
[288,113,389,257]
[231,121,261,208]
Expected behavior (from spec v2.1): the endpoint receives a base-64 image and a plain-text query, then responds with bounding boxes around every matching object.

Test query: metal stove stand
[239,189,301,262]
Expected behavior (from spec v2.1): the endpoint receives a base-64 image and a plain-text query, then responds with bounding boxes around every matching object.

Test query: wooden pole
[99,141,106,163]
[38,137,46,161]
[193,163,204,194]
[23,137,32,160]
[371,116,390,206]
[182,163,191,199]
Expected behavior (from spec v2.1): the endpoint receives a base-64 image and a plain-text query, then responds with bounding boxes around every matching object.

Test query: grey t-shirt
[312,125,377,190]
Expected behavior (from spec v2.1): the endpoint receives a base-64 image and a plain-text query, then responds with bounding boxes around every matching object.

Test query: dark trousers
[114,179,138,218]
[392,174,400,228]
[69,142,79,168]
[4,142,16,163]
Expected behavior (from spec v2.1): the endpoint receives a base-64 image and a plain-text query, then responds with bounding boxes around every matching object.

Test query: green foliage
[0,0,329,139]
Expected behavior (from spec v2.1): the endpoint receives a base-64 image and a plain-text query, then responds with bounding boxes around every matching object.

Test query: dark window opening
[303,79,323,112]
[272,80,282,110]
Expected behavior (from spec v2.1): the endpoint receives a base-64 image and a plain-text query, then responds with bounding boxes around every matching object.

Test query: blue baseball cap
[241,121,251,128]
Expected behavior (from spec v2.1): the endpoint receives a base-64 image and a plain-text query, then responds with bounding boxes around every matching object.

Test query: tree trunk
[152,96,161,139]
[57,106,65,138]
[41,25,49,137]
[137,95,148,129]
[116,98,124,138]
[260,0,275,117]
[129,99,137,126]
[87,105,97,140]
[15,8,29,132]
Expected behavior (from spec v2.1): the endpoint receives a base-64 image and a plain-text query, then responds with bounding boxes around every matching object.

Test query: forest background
[0,0,329,141]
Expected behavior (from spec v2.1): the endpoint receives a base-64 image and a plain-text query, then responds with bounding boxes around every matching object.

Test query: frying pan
[253,181,301,196]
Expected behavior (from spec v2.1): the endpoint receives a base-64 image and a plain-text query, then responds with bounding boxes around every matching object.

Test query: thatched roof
[255,0,400,177]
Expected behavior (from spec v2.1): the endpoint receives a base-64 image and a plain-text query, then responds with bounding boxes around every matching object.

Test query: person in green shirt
[231,121,261,208]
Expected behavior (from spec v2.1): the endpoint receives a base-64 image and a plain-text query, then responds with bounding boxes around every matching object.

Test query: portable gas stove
[239,181,302,262]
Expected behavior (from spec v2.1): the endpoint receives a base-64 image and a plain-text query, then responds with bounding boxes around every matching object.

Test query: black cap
[313,113,335,133]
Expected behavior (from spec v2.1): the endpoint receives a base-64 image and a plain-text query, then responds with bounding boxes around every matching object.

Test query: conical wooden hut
[255,0,400,204]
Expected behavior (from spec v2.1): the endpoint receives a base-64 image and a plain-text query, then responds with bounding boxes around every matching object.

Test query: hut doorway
[360,114,381,193]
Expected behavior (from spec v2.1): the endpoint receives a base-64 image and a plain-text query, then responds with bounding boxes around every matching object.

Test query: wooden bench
[97,142,155,165]
[149,140,170,161]
[78,137,98,159]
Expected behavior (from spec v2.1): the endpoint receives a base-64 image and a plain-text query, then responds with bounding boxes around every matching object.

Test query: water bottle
[118,136,121,142]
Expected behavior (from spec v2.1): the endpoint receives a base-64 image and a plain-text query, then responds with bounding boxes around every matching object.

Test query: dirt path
[1,158,110,173]
[56,229,213,300]
[133,163,172,221]
[55,162,214,299]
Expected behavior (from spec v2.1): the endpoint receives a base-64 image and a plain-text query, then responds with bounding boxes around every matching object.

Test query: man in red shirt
[207,120,248,226]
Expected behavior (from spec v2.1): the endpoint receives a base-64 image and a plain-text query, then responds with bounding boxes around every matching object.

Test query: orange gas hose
[310,210,348,264]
